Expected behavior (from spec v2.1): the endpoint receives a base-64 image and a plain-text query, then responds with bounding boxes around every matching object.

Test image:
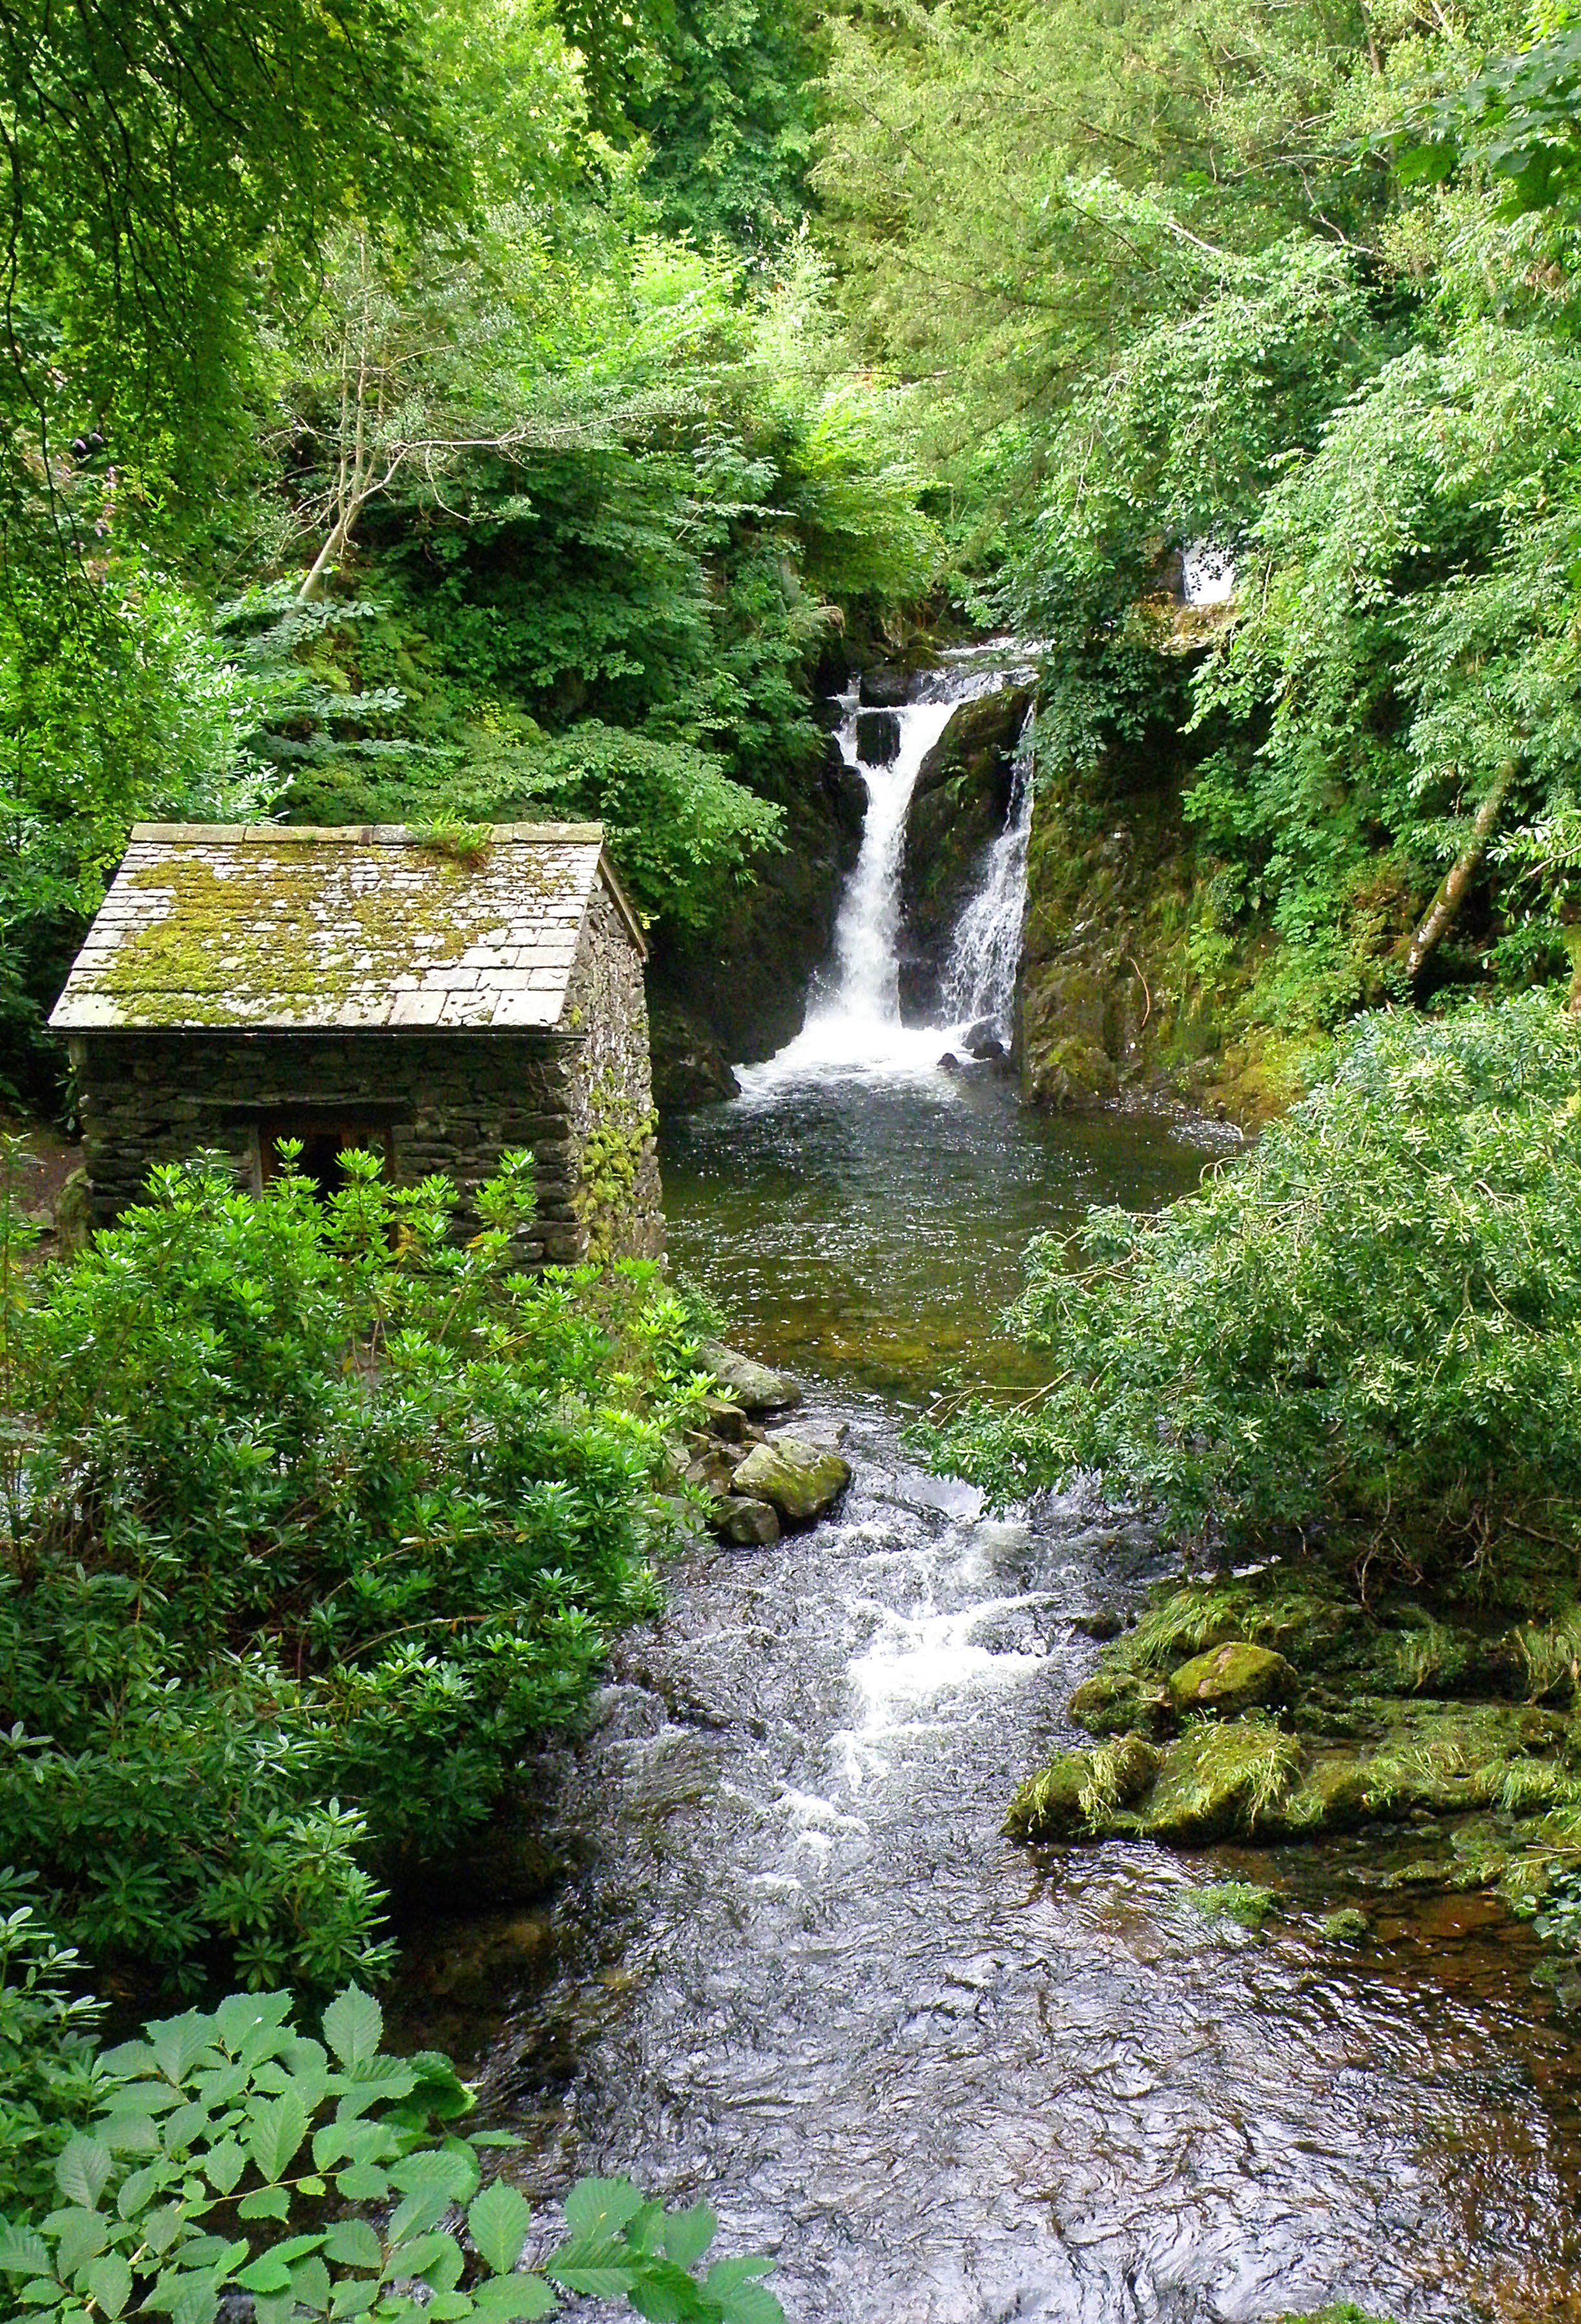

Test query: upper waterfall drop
[738,645,1036,1094]
[940,705,1035,1041]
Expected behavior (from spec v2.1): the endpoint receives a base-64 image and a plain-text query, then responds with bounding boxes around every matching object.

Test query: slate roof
[49,823,646,1035]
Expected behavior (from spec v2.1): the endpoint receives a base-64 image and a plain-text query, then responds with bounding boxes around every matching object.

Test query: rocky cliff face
[897,687,1032,1019]
[648,737,866,1107]
[1015,728,1296,1128]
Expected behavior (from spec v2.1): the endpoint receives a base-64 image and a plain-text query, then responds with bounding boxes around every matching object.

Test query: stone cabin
[49,821,663,1263]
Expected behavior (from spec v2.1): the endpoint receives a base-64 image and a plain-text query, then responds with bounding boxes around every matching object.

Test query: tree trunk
[1405,760,1515,984]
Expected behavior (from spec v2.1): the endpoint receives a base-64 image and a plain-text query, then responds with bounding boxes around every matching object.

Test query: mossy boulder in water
[1005,1732,1157,1841]
[1068,1667,1173,1737]
[712,1495,781,1548]
[699,1341,802,1414]
[1167,1639,1298,1715]
[731,1436,852,1525]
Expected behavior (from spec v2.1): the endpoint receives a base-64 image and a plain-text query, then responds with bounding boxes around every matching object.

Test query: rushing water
[390,660,1581,2320]
[941,707,1037,1039]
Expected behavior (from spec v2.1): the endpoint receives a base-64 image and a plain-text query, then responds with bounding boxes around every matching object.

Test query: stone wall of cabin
[563,882,664,1261]
[67,1030,591,1262]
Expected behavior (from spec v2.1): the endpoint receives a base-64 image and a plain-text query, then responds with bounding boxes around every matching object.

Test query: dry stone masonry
[51,822,662,1262]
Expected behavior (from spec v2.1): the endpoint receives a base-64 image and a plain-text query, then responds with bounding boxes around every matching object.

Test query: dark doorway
[259,1115,395,1200]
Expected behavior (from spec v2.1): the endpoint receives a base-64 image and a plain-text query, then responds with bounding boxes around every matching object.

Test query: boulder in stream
[1167,1640,1297,1716]
[712,1494,782,1548]
[731,1436,852,1525]
[699,1341,803,1414]
[858,664,913,709]
[856,709,901,766]
[962,1017,1007,1061]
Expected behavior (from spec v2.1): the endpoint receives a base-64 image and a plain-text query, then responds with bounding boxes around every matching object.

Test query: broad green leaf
[15,2276,66,2309]
[85,2253,132,2320]
[237,2186,291,2223]
[141,2204,187,2257]
[622,2257,710,2322]
[334,2163,391,2203]
[702,2258,775,2294]
[99,2111,161,2155]
[117,2162,174,2218]
[470,2277,557,2320]
[560,2177,645,2243]
[147,2013,219,2085]
[254,2294,296,2324]
[97,2042,159,2078]
[236,2256,292,2296]
[662,2203,716,2269]
[161,2102,210,2154]
[54,2139,113,2212]
[0,2228,50,2277]
[289,2255,333,2313]
[382,2230,464,2291]
[323,2219,382,2268]
[467,2182,533,2276]
[328,2276,380,2318]
[165,2270,222,2324]
[545,2264,637,2298]
[323,1987,383,2069]
[201,2140,245,2196]
[245,2089,309,2182]
[715,2284,782,2324]
[54,2207,107,2277]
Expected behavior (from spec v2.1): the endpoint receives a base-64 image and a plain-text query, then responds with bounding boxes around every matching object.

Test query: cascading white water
[740,647,1033,1092]
[939,704,1034,1038]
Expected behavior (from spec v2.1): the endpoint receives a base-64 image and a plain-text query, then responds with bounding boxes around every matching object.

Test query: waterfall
[939,706,1035,1039]
[739,646,1035,1092]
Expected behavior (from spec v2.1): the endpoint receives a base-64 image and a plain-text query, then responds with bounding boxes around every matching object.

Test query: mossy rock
[731,1436,851,1525]
[1067,1667,1172,1737]
[1005,1751,1094,1841]
[1167,1639,1298,1715]
[1192,1879,1281,1929]
[1006,1733,1157,1842]
[1139,1715,1303,1844]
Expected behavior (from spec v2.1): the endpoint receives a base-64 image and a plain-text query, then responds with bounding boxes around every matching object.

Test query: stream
[390,657,1581,2321]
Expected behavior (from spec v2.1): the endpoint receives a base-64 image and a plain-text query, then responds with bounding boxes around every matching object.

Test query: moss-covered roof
[50,822,645,1036]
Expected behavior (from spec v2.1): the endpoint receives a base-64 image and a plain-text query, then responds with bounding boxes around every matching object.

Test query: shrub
[928,995,1581,1585]
[0,1976,783,2323]
[0,1147,708,1990]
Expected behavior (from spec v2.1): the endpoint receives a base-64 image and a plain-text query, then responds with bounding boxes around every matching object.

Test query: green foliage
[629,0,826,245]
[928,995,1581,1581]
[0,1146,708,1990]
[0,564,270,1099]
[1392,15,1581,216]
[250,239,932,928]
[0,1979,784,2322]
[0,1884,110,2217]
[0,0,459,553]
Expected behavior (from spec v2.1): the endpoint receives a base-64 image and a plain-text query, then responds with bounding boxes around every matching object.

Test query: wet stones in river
[699,1340,802,1414]
[711,1494,781,1549]
[856,709,902,766]
[857,662,913,709]
[962,1017,1007,1061]
[731,1436,853,1527]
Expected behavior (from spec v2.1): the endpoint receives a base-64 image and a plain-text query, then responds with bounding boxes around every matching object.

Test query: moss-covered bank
[1010,1562,1581,1941]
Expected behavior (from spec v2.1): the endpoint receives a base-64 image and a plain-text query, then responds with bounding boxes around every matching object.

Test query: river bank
[376,1064,1581,2320]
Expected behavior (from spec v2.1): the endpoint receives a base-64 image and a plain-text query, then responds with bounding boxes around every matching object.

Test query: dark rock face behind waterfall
[897,685,1032,1019]
[648,740,866,1108]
